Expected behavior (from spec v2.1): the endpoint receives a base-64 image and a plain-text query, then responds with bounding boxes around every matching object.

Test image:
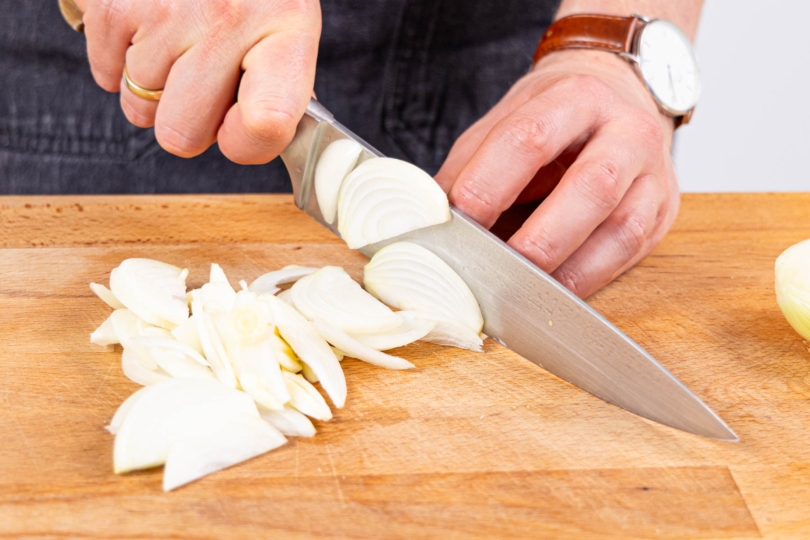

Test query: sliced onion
[315,139,363,224]
[191,298,237,388]
[249,266,318,296]
[170,315,203,356]
[291,266,402,334]
[90,312,119,347]
[364,242,484,333]
[209,263,229,284]
[264,294,346,407]
[109,259,189,329]
[134,336,209,366]
[163,417,286,491]
[258,404,316,437]
[113,378,260,474]
[121,348,170,387]
[282,371,332,421]
[276,288,294,305]
[110,309,159,370]
[301,362,318,383]
[270,332,302,373]
[314,318,415,370]
[398,311,483,352]
[349,318,434,351]
[145,346,216,381]
[337,157,451,249]
[198,281,236,315]
[228,339,290,410]
[90,282,125,309]
[106,386,147,435]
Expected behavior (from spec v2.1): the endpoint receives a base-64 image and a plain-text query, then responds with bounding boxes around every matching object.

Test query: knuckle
[155,123,205,157]
[206,0,245,27]
[502,114,554,155]
[96,0,130,30]
[613,208,650,256]
[632,110,664,150]
[452,181,498,221]
[573,159,624,211]
[512,234,559,272]
[242,102,298,144]
[555,265,587,297]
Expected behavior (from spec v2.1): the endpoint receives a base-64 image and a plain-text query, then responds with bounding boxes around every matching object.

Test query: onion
[270,332,302,373]
[349,318,434,351]
[113,378,263,474]
[209,263,229,284]
[276,288,294,305]
[228,339,290,410]
[337,157,451,249]
[134,336,209,366]
[90,312,119,347]
[106,387,147,435]
[258,404,316,437]
[144,346,216,381]
[282,371,332,421]
[291,266,402,334]
[364,242,484,333]
[264,294,346,408]
[398,311,483,352]
[110,309,159,370]
[191,298,237,388]
[775,238,810,340]
[121,348,170,387]
[315,139,363,224]
[249,266,318,296]
[109,259,189,330]
[170,315,203,355]
[162,417,286,491]
[90,282,125,309]
[314,318,415,370]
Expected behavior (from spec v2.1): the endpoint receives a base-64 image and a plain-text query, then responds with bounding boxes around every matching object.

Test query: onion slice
[291,266,402,334]
[106,386,147,435]
[399,311,483,352]
[90,313,119,347]
[259,404,316,437]
[134,336,209,366]
[162,417,286,491]
[264,294,346,407]
[337,157,451,249]
[282,371,332,421]
[315,139,364,224]
[191,299,237,388]
[249,266,318,296]
[314,318,415,370]
[121,349,171,387]
[109,258,189,329]
[90,282,125,309]
[349,318,434,351]
[170,315,204,355]
[364,242,484,333]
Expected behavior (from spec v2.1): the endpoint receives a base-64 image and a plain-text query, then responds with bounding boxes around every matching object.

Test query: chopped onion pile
[90,255,483,491]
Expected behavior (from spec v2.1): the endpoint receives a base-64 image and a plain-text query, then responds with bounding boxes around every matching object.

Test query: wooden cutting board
[1,193,808,540]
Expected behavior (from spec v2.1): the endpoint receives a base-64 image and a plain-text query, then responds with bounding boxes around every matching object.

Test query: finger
[507,113,664,274]
[217,28,319,165]
[119,35,179,128]
[447,76,609,229]
[151,41,243,157]
[551,172,669,298]
[83,0,137,92]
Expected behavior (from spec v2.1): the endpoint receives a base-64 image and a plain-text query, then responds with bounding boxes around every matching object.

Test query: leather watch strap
[533,14,641,64]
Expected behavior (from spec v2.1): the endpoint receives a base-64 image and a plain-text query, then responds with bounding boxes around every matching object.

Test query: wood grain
[1,193,809,539]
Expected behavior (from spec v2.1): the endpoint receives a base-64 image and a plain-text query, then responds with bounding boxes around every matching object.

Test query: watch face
[637,20,700,115]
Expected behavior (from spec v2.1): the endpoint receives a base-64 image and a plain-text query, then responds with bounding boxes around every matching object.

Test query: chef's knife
[282,98,737,442]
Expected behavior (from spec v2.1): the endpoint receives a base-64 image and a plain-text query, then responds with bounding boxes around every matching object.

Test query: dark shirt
[0,0,558,194]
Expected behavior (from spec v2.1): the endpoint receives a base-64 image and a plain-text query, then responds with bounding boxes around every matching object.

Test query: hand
[77,0,321,164]
[435,49,680,298]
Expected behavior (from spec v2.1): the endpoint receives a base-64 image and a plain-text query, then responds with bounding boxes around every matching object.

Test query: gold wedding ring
[123,66,164,101]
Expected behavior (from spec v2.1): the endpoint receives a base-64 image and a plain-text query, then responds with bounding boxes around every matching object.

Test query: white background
[672,0,809,192]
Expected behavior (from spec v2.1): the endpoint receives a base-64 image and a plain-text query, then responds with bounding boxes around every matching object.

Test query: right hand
[76,0,321,164]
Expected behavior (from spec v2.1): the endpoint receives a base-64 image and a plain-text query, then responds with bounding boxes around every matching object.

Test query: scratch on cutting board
[325,445,345,506]
[91,353,119,400]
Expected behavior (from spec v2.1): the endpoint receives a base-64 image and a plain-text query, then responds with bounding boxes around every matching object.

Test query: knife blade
[281,99,737,442]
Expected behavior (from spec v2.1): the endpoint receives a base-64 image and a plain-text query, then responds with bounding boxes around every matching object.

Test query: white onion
[258,404,316,437]
[364,242,484,333]
[109,259,189,329]
[315,139,364,224]
[264,294,346,408]
[170,315,203,355]
[291,266,402,334]
[276,288,294,305]
[270,332,302,373]
[106,387,147,435]
[110,309,159,370]
[282,371,332,421]
[398,311,483,352]
[90,312,119,347]
[249,266,318,296]
[90,282,125,309]
[349,318,434,351]
[228,339,290,410]
[337,157,451,249]
[191,299,237,388]
[314,318,415,370]
[162,417,286,491]
[134,336,209,366]
[121,348,170,387]
[113,378,262,473]
[209,263,229,284]
[775,238,810,340]
[145,346,216,381]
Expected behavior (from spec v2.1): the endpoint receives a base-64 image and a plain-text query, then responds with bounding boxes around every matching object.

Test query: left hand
[435,49,680,298]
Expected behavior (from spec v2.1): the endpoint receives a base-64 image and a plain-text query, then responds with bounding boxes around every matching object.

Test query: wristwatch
[533,14,700,127]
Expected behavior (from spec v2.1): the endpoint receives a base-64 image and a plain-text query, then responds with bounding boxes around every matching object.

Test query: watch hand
[667,64,677,102]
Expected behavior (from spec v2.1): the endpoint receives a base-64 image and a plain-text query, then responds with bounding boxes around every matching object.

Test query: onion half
[337,158,451,249]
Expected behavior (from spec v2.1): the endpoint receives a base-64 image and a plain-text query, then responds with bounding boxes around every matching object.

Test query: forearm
[555,0,703,40]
